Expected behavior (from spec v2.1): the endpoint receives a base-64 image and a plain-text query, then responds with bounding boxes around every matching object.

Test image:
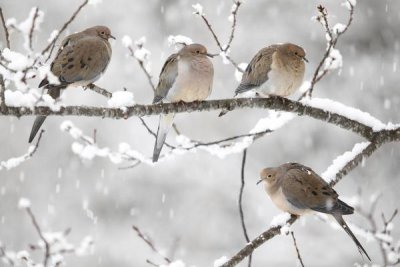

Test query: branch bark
[238,149,251,267]
[0,8,10,49]
[1,97,399,142]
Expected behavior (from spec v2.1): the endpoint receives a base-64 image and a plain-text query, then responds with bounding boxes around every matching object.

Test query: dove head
[85,26,115,40]
[280,43,308,62]
[179,44,212,58]
[258,167,280,187]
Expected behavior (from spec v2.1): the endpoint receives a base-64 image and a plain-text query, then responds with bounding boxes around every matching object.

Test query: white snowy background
[1,0,400,266]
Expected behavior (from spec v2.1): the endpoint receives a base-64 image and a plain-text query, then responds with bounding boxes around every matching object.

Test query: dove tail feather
[29,116,47,143]
[39,78,49,88]
[333,214,371,261]
[335,199,354,215]
[153,113,175,162]
[235,83,254,95]
[218,109,229,117]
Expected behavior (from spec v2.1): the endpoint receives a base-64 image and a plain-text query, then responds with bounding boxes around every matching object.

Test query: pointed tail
[28,115,47,143]
[218,109,229,117]
[153,113,175,162]
[333,214,371,261]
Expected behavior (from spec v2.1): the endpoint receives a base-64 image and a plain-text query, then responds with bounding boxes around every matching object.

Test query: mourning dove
[258,162,371,261]
[219,43,307,116]
[152,43,214,162]
[28,25,114,143]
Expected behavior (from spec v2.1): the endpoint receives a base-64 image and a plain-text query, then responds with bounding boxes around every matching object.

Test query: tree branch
[28,7,39,51]
[2,97,398,142]
[41,0,89,57]
[85,83,112,98]
[0,8,10,49]
[290,231,305,267]
[238,149,251,267]
[301,2,355,99]
[132,225,172,264]
[25,207,50,267]
[196,2,244,72]
[0,74,6,113]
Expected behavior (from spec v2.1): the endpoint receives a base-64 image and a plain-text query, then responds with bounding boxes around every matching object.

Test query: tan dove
[258,162,370,261]
[219,43,307,116]
[152,43,214,162]
[28,25,114,143]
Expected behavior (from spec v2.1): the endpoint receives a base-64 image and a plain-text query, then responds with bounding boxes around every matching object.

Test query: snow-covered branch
[0,129,44,171]
[41,0,89,57]
[355,193,400,266]
[0,199,93,267]
[194,1,244,72]
[2,96,399,142]
[301,1,355,98]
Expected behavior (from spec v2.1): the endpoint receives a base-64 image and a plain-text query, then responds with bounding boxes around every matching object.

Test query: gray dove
[219,43,307,116]
[152,44,214,162]
[258,162,370,261]
[28,25,114,143]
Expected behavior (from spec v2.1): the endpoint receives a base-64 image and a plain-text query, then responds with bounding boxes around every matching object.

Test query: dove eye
[196,50,200,54]
[267,174,272,178]
[101,31,105,35]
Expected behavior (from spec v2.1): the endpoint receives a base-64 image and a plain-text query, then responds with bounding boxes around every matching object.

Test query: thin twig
[197,5,243,72]
[85,83,113,98]
[132,225,171,264]
[127,46,156,92]
[238,149,251,267]
[0,74,6,113]
[290,231,305,267]
[28,7,40,51]
[191,129,271,148]
[41,0,89,56]
[25,207,50,267]
[128,44,182,135]
[138,117,175,149]
[0,8,10,49]
[301,2,354,99]
[199,14,223,50]
[0,245,15,266]
[146,259,160,267]
[28,129,45,156]
[224,1,241,52]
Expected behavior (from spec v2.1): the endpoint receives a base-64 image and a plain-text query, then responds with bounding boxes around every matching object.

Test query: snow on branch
[41,0,89,57]
[2,96,399,142]
[59,111,293,168]
[0,129,44,171]
[301,1,355,98]
[194,1,244,71]
[352,191,399,266]
[0,199,93,267]
[123,35,155,92]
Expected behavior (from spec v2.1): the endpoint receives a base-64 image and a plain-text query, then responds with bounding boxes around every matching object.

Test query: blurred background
[1,0,400,266]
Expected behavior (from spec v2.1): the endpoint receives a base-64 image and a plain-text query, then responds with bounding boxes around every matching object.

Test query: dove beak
[256,179,263,185]
[302,56,309,63]
[109,34,116,40]
[206,53,217,58]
